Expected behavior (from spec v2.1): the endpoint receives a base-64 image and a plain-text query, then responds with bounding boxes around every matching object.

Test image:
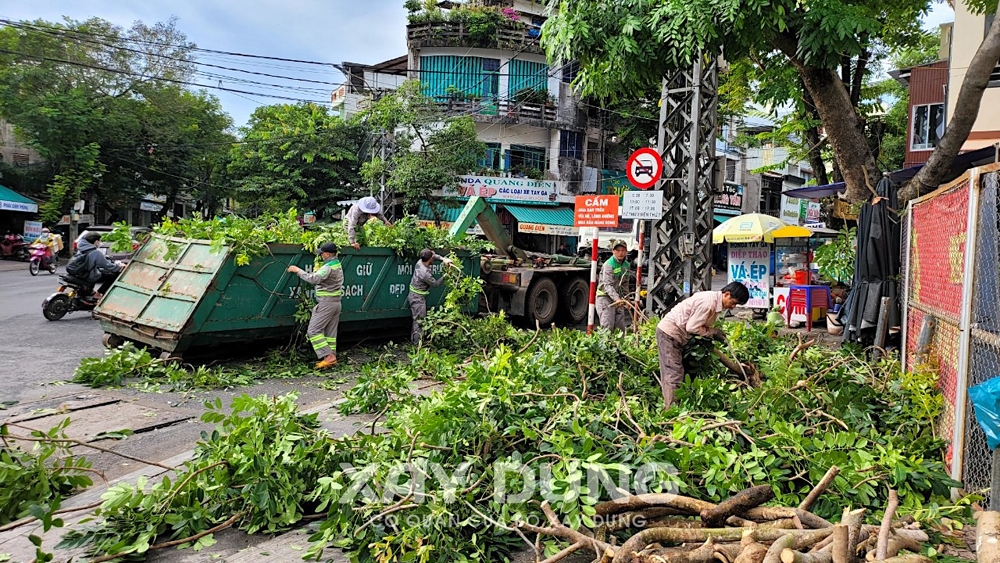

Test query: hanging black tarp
[839,176,901,344]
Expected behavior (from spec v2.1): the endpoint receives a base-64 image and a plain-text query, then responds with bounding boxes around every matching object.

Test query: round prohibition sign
[626,147,663,190]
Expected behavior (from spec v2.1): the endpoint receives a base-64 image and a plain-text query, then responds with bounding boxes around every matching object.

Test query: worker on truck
[596,240,631,332]
[655,282,750,408]
[407,249,453,345]
[345,196,391,249]
[287,242,343,369]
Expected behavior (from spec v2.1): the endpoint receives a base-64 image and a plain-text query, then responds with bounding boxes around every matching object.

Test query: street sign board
[626,147,663,190]
[574,195,619,228]
[622,191,663,220]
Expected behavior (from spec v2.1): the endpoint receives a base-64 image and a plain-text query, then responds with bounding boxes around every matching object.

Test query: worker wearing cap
[596,240,631,332]
[287,242,343,368]
[655,282,750,408]
[407,249,453,345]
[345,196,391,250]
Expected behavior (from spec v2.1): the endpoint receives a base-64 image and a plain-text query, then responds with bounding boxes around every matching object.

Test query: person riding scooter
[29,228,63,270]
[65,232,122,301]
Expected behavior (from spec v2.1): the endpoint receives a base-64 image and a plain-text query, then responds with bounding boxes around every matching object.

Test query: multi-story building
[336,1,613,253]
[889,24,951,168]
[0,119,41,168]
[743,144,816,225]
[949,3,1000,150]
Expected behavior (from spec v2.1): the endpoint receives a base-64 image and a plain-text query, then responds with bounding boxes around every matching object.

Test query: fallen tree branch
[540,540,587,563]
[594,493,715,516]
[6,430,174,470]
[0,500,104,533]
[89,511,245,563]
[764,533,798,563]
[701,485,775,527]
[798,466,841,512]
[875,488,899,560]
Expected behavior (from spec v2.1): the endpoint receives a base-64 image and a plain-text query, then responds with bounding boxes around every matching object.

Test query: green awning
[417,201,467,223]
[0,185,38,213]
[502,204,575,226]
[713,214,731,223]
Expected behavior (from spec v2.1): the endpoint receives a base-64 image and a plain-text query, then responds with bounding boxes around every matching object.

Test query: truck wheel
[559,277,589,324]
[102,333,125,349]
[527,278,558,326]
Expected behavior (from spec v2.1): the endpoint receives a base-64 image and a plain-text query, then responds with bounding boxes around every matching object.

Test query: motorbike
[28,243,58,276]
[0,233,29,261]
[42,274,98,321]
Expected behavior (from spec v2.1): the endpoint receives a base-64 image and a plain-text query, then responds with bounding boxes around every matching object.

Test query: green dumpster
[94,234,479,356]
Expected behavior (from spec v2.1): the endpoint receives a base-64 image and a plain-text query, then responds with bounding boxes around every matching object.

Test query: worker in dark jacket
[345,196,391,249]
[596,239,631,332]
[287,242,343,368]
[70,232,122,300]
[407,249,453,344]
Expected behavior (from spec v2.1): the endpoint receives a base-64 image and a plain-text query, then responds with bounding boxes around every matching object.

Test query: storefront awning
[0,185,38,213]
[503,204,579,236]
[417,201,483,223]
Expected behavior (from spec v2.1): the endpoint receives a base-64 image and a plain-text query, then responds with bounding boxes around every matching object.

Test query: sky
[1,1,956,129]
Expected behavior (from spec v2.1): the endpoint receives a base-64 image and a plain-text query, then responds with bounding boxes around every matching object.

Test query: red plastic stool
[785,285,831,332]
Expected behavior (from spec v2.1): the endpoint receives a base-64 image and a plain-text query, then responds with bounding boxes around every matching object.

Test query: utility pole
[645,54,719,314]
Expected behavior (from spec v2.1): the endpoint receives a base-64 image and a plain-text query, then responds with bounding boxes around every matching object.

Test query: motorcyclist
[72,232,122,300]
[30,228,62,268]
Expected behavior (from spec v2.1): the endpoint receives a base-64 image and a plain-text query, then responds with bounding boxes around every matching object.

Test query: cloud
[3,0,407,126]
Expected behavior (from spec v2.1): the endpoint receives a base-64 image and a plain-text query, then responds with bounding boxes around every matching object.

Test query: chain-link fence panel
[906,180,970,469]
[964,171,1000,505]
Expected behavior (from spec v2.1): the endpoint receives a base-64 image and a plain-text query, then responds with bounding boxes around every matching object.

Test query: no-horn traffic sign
[626,147,663,190]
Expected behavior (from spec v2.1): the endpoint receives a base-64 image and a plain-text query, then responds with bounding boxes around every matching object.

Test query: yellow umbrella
[712,213,790,244]
[771,225,813,239]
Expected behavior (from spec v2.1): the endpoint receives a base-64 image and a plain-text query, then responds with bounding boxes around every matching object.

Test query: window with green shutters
[419,55,500,101]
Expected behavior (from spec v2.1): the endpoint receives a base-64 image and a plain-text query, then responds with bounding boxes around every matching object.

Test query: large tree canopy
[226,103,365,218]
[0,17,232,221]
[544,0,1000,203]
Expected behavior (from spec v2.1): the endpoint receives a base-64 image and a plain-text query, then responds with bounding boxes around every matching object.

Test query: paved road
[0,261,103,404]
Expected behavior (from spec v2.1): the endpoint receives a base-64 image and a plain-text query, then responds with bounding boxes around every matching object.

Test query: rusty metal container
[94,234,479,356]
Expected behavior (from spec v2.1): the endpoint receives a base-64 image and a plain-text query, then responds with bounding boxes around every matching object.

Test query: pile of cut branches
[55,318,959,563]
[522,478,931,563]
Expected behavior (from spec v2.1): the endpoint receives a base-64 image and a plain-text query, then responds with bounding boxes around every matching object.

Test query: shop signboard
[445,176,560,204]
[714,183,744,212]
[57,214,94,226]
[727,243,770,308]
[779,195,802,225]
[517,223,578,236]
[23,220,43,242]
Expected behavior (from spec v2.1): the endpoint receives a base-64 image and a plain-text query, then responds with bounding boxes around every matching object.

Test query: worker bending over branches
[655,282,750,408]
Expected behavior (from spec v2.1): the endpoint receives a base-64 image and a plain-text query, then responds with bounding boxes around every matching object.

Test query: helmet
[319,242,339,254]
[611,239,627,250]
[41,228,50,233]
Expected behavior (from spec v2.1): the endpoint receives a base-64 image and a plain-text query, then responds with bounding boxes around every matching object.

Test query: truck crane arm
[447,196,528,261]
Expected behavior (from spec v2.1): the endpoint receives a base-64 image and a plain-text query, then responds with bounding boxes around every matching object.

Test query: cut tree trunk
[702,485,776,527]
[978,511,1000,563]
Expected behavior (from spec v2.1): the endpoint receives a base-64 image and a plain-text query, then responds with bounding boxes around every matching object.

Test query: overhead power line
[0,48,332,104]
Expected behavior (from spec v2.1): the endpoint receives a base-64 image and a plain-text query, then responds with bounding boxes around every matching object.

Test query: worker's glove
[709,328,727,343]
[443,258,454,267]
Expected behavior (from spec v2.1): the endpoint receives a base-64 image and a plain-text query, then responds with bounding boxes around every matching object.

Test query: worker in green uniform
[407,249,453,344]
[287,242,343,368]
[596,239,631,332]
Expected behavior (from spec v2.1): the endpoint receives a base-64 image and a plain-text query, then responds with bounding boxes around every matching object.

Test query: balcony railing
[407,21,543,54]
[435,97,556,122]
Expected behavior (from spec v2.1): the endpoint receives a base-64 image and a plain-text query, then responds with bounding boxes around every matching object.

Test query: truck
[449,196,594,326]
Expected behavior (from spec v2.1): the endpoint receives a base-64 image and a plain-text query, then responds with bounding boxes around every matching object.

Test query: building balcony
[435,96,558,125]
[407,20,543,55]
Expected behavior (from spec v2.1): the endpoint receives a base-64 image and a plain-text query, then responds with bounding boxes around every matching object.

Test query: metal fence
[903,163,1000,503]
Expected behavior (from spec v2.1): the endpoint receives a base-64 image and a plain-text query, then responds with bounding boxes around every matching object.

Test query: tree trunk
[903,4,1000,203]
[797,65,879,203]
[701,485,775,527]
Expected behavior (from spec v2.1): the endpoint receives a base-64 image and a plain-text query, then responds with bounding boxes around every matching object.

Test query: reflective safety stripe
[409,285,429,296]
[596,289,607,297]
[325,259,342,269]
[316,290,342,297]
[309,334,327,352]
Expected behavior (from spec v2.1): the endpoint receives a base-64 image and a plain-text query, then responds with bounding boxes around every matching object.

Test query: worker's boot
[315,354,337,369]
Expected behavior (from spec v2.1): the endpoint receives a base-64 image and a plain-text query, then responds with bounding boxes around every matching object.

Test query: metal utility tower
[645,55,719,314]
